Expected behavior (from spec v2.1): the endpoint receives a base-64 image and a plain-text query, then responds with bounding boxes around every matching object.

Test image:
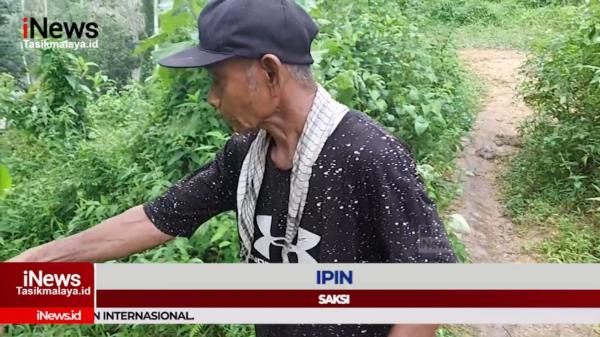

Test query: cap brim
[158,46,235,68]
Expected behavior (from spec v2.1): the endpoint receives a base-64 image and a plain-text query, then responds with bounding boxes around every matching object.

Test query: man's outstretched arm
[7,205,172,263]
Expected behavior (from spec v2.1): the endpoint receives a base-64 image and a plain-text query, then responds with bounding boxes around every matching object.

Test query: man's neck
[260,85,317,171]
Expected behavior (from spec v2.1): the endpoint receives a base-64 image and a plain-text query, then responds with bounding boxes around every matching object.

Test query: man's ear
[259,54,283,91]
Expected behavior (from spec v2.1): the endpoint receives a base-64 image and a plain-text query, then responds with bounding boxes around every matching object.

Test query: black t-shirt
[144,110,457,336]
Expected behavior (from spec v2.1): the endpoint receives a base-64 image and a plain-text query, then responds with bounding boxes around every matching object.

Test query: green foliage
[4,322,252,337]
[0,0,25,83]
[75,17,141,84]
[516,0,584,7]
[0,73,21,117]
[541,219,600,262]
[313,0,476,209]
[7,324,224,337]
[142,0,155,36]
[422,0,582,49]
[295,0,318,11]
[1,49,94,141]
[188,324,255,337]
[436,327,461,337]
[503,1,600,261]
[0,163,10,199]
[139,0,157,80]
[427,0,500,25]
[55,1,146,84]
[0,49,235,265]
[514,3,600,208]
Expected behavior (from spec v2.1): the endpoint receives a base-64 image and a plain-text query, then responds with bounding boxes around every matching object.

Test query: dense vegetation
[503,1,600,262]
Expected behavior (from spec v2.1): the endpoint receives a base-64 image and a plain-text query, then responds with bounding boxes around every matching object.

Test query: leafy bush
[313,0,476,208]
[0,46,235,264]
[75,17,141,84]
[54,2,146,84]
[0,0,26,84]
[503,1,600,261]
[2,50,94,141]
[512,3,600,207]
[0,163,9,199]
[516,0,584,8]
[425,0,499,25]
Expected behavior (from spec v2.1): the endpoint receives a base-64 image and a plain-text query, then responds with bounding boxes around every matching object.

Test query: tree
[0,0,27,86]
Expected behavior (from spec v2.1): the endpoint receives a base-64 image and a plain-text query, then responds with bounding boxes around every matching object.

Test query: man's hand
[6,205,172,263]
[1,206,172,334]
[388,324,439,337]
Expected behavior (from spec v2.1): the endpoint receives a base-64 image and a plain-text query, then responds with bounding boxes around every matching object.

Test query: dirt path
[454,49,598,337]
[455,48,534,263]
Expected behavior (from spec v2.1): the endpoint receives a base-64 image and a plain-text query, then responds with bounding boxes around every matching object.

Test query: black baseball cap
[158,0,319,68]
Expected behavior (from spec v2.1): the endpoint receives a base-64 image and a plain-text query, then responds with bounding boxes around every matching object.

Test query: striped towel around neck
[236,84,349,263]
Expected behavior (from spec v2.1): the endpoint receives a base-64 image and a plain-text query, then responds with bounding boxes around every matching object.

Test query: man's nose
[208,88,220,109]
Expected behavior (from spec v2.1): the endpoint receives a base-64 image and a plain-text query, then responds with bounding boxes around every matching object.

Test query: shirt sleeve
[143,134,250,238]
[364,136,457,263]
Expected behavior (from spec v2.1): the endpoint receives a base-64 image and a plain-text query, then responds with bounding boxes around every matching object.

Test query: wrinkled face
[207,57,280,133]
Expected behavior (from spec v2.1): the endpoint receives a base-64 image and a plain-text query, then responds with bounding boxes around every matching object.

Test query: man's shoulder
[328,110,413,160]
[223,111,414,170]
[223,131,257,161]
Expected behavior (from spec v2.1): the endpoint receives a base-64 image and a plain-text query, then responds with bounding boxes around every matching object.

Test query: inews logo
[16,270,92,297]
[37,309,83,321]
[21,17,99,49]
[0,263,94,324]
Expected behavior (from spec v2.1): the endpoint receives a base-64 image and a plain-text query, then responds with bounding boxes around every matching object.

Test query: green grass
[501,175,600,263]
[501,167,600,263]
[424,0,582,49]
[455,5,580,49]
[6,324,255,337]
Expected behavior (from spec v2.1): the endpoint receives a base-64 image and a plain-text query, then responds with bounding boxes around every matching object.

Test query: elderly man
[6,0,456,336]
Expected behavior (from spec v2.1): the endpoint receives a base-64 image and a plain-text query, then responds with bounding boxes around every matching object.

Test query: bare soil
[451,48,598,337]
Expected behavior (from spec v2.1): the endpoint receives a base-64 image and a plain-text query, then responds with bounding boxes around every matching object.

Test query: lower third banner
[1,263,600,324]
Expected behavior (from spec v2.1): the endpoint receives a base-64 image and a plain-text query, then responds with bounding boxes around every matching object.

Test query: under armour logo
[254,215,321,263]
